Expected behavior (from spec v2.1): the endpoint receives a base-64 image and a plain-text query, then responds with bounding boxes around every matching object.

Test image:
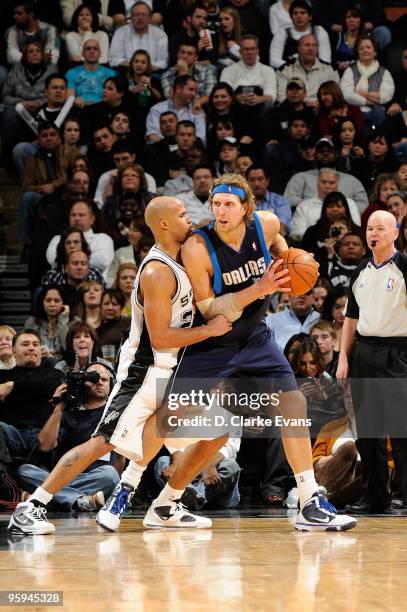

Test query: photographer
[0,330,63,460]
[17,363,120,512]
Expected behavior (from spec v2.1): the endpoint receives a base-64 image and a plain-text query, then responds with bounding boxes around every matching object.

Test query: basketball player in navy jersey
[140,174,356,531]
[9,196,239,535]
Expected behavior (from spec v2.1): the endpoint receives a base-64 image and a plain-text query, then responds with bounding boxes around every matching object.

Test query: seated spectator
[340,36,395,132]
[102,164,155,237]
[12,74,74,177]
[18,362,120,512]
[86,74,136,135]
[0,41,57,150]
[0,330,63,459]
[269,0,293,36]
[284,137,369,213]
[301,191,359,263]
[361,172,401,230]
[284,332,311,364]
[269,0,331,69]
[24,285,73,362]
[266,112,312,193]
[206,82,236,138]
[397,159,407,191]
[322,230,367,289]
[105,215,150,286]
[6,1,59,66]
[357,132,398,193]
[310,320,338,377]
[127,49,163,107]
[277,34,339,106]
[331,7,364,74]
[109,1,168,70]
[386,191,407,227]
[317,80,365,139]
[313,0,391,50]
[246,165,292,235]
[207,117,238,157]
[398,215,407,255]
[216,6,242,69]
[321,287,347,352]
[75,280,104,329]
[62,117,86,154]
[169,4,217,67]
[153,119,203,185]
[97,289,130,363]
[60,0,125,32]
[46,199,114,273]
[154,438,241,510]
[236,152,255,177]
[291,168,361,241]
[292,337,345,437]
[55,320,109,373]
[19,122,80,247]
[332,116,366,176]
[143,110,177,179]
[260,77,315,156]
[386,46,407,120]
[228,0,271,64]
[146,75,206,144]
[313,277,332,315]
[0,326,17,371]
[135,234,154,263]
[65,4,110,64]
[220,35,277,120]
[163,145,206,195]
[95,140,156,208]
[66,39,116,108]
[266,290,320,352]
[162,43,216,110]
[214,138,239,175]
[113,263,138,317]
[176,164,214,227]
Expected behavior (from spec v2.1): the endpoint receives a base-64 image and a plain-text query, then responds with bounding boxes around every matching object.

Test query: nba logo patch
[252,242,257,251]
[386,278,395,291]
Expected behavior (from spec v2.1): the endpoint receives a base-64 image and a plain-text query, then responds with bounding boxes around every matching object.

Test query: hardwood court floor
[1,510,407,612]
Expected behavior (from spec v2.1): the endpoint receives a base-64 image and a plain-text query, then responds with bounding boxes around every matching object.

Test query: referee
[337,210,407,513]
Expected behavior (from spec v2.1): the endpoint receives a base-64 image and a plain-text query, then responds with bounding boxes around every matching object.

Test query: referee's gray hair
[387,190,407,203]
[318,167,338,178]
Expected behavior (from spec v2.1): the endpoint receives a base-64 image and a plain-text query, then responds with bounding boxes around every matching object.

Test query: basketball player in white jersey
[9,196,248,535]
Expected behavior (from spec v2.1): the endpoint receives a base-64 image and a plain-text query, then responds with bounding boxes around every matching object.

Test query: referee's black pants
[350,338,407,507]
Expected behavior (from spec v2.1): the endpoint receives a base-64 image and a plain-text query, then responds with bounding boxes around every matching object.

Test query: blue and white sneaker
[96,483,134,532]
[295,492,357,532]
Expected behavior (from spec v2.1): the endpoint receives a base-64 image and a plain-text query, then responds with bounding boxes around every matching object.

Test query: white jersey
[116,245,193,379]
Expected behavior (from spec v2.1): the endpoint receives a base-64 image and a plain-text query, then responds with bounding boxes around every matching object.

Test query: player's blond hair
[209,173,256,221]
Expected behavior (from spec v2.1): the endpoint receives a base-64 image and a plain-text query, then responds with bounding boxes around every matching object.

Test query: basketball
[278,248,319,296]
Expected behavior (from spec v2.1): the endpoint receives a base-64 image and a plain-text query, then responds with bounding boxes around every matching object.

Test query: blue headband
[212,184,246,200]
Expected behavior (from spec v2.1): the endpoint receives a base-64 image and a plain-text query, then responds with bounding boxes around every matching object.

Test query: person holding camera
[17,363,120,512]
[0,330,63,461]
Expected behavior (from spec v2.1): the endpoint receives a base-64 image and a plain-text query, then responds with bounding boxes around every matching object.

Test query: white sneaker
[143,499,212,529]
[8,501,55,535]
[295,492,357,532]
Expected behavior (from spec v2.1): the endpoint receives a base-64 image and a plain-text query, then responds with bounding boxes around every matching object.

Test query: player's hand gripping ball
[278,248,319,296]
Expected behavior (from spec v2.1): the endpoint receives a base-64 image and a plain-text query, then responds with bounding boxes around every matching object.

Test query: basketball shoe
[295,491,357,532]
[143,499,212,529]
[96,483,134,532]
[8,501,55,535]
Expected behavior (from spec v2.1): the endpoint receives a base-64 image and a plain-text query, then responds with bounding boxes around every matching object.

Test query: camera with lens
[54,369,100,410]
[330,226,341,238]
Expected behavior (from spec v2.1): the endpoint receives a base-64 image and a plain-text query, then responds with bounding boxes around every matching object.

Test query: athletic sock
[295,470,319,509]
[120,461,146,490]
[155,483,185,505]
[28,486,53,507]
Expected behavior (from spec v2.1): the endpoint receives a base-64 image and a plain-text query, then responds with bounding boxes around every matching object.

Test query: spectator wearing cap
[215,138,239,175]
[109,2,168,70]
[269,0,331,69]
[291,168,361,241]
[260,77,315,164]
[266,111,312,193]
[277,33,339,107]
[247,165,292,235]
[284,137,369,213]
[176,164,214,227]
[220,35,277,120]
[146,75,206,144]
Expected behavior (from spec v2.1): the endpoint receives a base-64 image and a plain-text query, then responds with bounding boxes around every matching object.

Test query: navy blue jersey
[193,212,272,344]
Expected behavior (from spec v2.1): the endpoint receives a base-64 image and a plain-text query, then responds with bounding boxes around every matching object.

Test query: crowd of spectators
[0,0,407,512]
